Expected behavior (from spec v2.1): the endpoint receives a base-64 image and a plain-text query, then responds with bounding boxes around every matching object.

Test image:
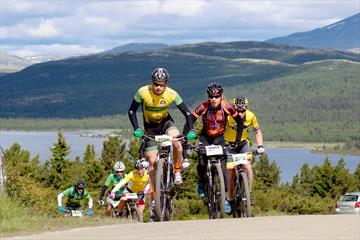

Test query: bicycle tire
[130,206,143,222]
[164,163,174,221]
[238,171,251,217]
[155,157,167,221]
[210,163,225,219]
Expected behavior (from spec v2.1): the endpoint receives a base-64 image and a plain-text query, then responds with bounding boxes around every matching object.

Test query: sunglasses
[208,95,221,99]
[238,109,246,113]
[116,171,124,174]
[153,82,167,87]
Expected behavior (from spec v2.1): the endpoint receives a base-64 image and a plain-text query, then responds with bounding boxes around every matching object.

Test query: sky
[1,0,359,58]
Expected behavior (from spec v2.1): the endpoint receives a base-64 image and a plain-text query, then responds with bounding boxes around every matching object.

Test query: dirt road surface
[4,214,360,240]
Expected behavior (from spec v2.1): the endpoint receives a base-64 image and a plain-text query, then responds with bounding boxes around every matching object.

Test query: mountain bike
[121,192,143,222]
[227,148,258,218]
[196,144,226,219]
[143,134,185,222]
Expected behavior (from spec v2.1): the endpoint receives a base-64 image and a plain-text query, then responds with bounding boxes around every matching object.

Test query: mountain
[266,13,360,51]
[106,43,168,53]
[0,52,33,73]
[0,41,359,120]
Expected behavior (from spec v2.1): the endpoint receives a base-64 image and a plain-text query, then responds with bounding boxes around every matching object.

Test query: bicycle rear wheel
[155,157,168,222]
[237,171,251,217]
[210,163,225,219]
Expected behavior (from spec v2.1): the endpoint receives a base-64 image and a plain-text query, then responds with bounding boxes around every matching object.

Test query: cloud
[1,0,359,57]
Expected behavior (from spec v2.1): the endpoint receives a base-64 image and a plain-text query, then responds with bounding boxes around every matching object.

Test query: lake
[1,131,359,183]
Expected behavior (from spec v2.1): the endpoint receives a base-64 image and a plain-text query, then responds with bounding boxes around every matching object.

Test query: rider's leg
[246,163,254,191]
[117,199,126,213]
[227,168,235,200]
[145,149,158,201]
[106,203,112,216]
[167,128,182,172]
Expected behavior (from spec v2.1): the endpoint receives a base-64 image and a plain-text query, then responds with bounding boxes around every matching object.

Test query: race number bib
[155,135,172,146]
[232,153,248,166]
[205,145,223,156]
[71,210,83,217]
[124,192,138,200]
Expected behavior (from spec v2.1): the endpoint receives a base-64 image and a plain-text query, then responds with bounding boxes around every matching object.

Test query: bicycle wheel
[130,206,143,222]
[237,171,251,217]
[210,163,225,219]
[155,157,168,221]
[164,164,175,221]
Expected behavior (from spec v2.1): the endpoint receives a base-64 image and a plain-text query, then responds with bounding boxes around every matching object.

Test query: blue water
[1,131,359,183]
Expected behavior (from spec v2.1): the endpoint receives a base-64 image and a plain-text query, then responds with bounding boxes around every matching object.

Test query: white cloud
[1,0,359,57]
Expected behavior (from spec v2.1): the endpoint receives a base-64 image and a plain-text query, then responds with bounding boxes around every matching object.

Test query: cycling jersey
[61,187,91,207]
[112,170,149,194]
[104,173,126,195]
[134,85,183,124]
[225,109,260,143]
[193,100,238,137]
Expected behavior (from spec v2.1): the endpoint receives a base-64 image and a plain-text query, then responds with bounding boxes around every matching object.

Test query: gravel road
[4,214,359,240]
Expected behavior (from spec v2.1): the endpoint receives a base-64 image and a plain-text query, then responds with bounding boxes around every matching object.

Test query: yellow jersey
[134,85,183,124]
[224,109,260,142]
[121,170,149,193]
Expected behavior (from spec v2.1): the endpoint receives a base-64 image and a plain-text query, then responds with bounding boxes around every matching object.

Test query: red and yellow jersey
[134,85,182,124]
[193,100,238,137]
[225,109,260,142]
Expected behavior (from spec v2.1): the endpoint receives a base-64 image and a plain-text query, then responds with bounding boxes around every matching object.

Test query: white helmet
[113,161,125,172]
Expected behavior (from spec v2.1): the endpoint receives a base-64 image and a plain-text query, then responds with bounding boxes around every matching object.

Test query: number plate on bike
[205,145,223,156]
[124,193,138,199]
[71,210,83,217]
[231,153,248,165]
[155,135,172,146]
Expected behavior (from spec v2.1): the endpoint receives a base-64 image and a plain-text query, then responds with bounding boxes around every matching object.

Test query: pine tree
[332,159,356,197]
[312,158,334,198]
[101,136,126,171]
[45,132,71,189]
[253,154,281,189]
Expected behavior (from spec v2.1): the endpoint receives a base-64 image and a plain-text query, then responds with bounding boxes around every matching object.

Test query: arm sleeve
[111,177,129,193]
[99,185,108,200]
[177,102,194,131]
[128,99,141,130]
[88,197,93,209]
[57,193,64,207]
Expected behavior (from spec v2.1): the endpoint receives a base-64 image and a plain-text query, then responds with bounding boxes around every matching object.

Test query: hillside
[0,52,33,73]
[1,41,360,142]
[105,42,168,53]
[267,13,360,51]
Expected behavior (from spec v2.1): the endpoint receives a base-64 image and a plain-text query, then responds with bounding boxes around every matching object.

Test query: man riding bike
[109,159,150,218]
[224,96,265,214]
[57,179,94,216]
[185,83,242,199]
[98,161,126,216]
[128,67,196,221]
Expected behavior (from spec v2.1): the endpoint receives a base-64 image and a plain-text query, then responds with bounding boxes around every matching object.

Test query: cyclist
[185,83,242,199]
[128,67,196,220]
[98,161,126,216]
[224,96,265,214]
[57,179,94,216]
[109,159,150,219]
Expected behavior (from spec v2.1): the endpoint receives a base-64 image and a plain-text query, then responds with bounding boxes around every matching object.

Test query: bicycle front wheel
[155,157,168,222]
[210,163,225,219]
[237,171,251,217]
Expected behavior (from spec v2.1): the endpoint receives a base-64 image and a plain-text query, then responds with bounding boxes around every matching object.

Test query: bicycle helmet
[134,159,146,170]
[113,161,125,172]
[75,179,86,190]
[234,96,249,112]
[207,83,223,96]
[151,68,169,82]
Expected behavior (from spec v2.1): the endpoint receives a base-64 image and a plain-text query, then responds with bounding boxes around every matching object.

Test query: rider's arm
[128,99,141,130]
[57,192,64,206]
[255,128,263,147]
[99,185,108,200]
[88,196,93,209]
[176,102,194,131]
[111,174,131,193]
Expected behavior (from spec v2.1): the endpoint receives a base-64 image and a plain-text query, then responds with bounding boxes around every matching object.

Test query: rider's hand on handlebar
[186,130,197,140]
[108,192,115,199]
[134,128,143,138]
[57,206,65,213]
[86,209,94,216]
[257,145,265,154]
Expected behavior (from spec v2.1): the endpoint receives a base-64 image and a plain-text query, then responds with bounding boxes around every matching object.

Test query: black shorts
[144,115,179,152]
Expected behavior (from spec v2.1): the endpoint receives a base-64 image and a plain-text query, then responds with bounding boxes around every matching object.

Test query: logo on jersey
[160,100,166,105]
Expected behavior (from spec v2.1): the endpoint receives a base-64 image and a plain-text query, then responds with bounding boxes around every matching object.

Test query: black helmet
[151,68,169,82]
[235,96,249,112]
[135,159,146,170]
[207,83,223,96]
[75,179,86,190]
